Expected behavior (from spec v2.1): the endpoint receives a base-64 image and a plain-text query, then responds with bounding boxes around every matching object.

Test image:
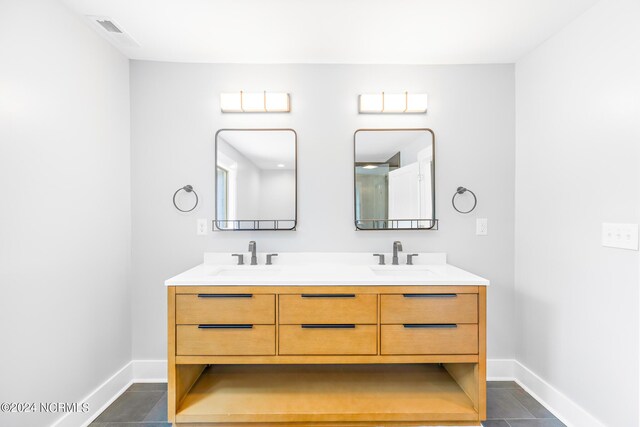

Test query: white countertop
[165,252,489,286]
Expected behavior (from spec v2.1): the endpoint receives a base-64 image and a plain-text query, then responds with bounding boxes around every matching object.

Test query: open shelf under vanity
[176,363,479,425]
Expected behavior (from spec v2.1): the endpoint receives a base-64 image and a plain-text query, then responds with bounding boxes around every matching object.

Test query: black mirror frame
[214,128,298,231]
[353,128,437,231]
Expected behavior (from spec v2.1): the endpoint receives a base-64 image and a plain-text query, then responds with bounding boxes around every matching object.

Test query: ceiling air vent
[96,19,122,34]
[86,15,140,48]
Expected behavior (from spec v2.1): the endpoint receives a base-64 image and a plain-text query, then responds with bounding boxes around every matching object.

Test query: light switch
[476,218,488,236]
[197,218,208,236]
[602,223,638,250]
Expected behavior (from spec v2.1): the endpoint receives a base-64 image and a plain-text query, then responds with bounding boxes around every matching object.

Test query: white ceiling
[60,0,598,64]
[219,130,296,170]
[356,130,431,162]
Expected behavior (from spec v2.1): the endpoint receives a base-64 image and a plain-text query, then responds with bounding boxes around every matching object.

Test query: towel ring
[452,187,477,214]
[173,185,198,212]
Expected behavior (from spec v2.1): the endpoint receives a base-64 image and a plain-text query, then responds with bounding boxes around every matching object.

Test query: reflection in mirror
[215,129,297,231]
[354,129,436,230]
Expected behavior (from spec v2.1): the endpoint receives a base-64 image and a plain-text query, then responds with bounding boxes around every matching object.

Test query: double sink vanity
[166,244,489,426]
[167,127,487,425]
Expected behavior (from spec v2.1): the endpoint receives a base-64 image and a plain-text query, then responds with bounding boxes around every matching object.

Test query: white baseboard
[51,361,134,427]
[487,359,605,427]
[512,360,605,427]
[51,358,604,427]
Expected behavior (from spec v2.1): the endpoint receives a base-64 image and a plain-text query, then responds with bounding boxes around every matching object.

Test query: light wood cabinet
[177,325,276,356]
[168,285,486,426]
[279,324,377,355]
[176,293,275,324]
[381,324,479,355]
[381,293,478,324]
[279,293,377,324]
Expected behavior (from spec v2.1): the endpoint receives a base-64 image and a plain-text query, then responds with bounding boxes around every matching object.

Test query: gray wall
[0,1,131,426]
[130,62,516,361]
[515,0,640,425]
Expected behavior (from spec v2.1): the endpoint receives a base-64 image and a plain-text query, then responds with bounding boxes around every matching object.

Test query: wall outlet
[197,218,208,236]
[476,218,488,236]
[602,223,638,250]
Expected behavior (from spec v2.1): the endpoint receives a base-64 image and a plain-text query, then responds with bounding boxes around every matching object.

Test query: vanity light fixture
[220,91,290,113]
[362,164,379,169]
[358,92,428,114]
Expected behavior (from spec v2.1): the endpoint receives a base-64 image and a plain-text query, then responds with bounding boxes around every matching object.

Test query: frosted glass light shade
[358,92,428,114]
[406,93,428,113]
[219,93,242,112]
[383,93,406,113]
[359,94,383,113]
[220,92,290,113]
[265,92,290,112]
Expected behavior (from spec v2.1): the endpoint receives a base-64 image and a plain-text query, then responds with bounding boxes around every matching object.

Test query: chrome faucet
[248,241,258,265]
[392,241,403,265]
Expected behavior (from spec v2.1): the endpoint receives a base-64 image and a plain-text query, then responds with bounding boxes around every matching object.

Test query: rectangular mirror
[354,129,436,230]
[215,129,297,231]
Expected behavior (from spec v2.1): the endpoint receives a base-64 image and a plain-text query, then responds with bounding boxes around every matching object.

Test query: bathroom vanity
[166,252,488,426]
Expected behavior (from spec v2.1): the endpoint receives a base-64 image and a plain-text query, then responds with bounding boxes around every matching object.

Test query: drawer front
[279,325,377,355]
[381,324,478,355]
[279,294,377,324]
[176,294,274,324]
[177,325,275,356]
[381,293,477,324]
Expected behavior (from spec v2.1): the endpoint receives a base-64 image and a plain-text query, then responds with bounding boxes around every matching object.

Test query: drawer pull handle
[402,293,457,298]
[198,324,254,329]
[403,324,458,329]
[301,294,356,298]
[301,324,356,329]
[197,294,253,298]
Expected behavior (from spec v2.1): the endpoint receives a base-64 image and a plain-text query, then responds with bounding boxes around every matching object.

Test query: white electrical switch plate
[476,218,488,236]
[602,223,638,250]
[197,218,208,236]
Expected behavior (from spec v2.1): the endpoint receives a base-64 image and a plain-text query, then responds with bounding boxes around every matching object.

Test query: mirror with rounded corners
[215,129,297,231]
[354,128,436,230]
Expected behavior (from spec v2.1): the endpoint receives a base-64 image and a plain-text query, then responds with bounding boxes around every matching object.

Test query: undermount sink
[369,266,436,277]
[208,266,282,277]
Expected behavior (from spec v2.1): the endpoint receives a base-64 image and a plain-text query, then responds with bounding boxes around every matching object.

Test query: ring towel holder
[173,185,198,212]
[452,186,477,214]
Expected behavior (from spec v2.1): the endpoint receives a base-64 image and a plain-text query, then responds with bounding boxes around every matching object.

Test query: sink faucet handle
[266,253,278,265]
[406,254,419,265]
[231,254,244,265]
[248,240,258,265]
[373,254,385,265]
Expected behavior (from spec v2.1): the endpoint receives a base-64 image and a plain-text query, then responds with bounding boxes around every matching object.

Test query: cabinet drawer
[176,294,274,324]
[279,294,377,324]
[279,325,377,355]
[177,325,275,356]
[381,293,477,324]
[381,324,478,355]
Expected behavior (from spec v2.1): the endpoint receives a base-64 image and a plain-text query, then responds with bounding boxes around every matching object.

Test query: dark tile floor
[91,383,169,427]
[90,381,564,427]
[484,381,565,427]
